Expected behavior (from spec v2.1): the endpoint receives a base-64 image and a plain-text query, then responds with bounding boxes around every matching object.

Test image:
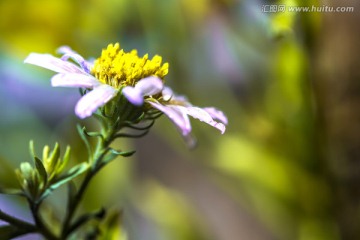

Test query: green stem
[27,200,58,240]
[61,134,112,239]
[0,209,36,232]
[61,170,94,238]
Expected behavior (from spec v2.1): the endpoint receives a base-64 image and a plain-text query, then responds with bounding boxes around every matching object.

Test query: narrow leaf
[34,157,48,185]
[0,188,24,196]
[100,149,136,168]
[122,120,155,130]
[113,130,149,139]
[110,149,136,157]
[77,125,92,160]
[29,140,36,162]
[49,163,89,190]
[57,146,71,174]
[83,129,104,140]
[48,143,60,172]
[42,145,50,164]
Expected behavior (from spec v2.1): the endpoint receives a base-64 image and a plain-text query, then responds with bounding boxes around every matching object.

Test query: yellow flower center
[91,43,169,89]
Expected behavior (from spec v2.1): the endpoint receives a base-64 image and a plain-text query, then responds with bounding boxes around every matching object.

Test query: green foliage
[98,211,127,240]
[13,141,89,203]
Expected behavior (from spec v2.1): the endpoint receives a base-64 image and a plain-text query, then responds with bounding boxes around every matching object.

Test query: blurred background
[1,0,360,239]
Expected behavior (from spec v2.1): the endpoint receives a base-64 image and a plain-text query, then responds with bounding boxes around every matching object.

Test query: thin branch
[27,200,58,240]
[0,209,36,232]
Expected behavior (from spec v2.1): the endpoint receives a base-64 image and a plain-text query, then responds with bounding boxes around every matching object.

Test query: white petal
[181,106,226,134]
[162,86,173,101]
[203,107,228,125]
[24,53,84,74]
[75,85,117,119]
[122,86,144,106]
[149,102,191,136]
[135,76,164,96]
[167,91,189,105]
[57,46,92,73]
[123,77,164,106]
[51,73,100,88]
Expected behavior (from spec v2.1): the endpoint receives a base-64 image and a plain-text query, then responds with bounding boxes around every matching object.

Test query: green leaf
[122,120,155,130]
[19,162,33,180]
[100,149,135,169]
[110,149,136,157]
[77,125,93,160]
[83,129,105,140]
[100,211,123,240]
[47,143,60,173]
[113,130,149,139]
[42,145,50,164]
[56,146,71,174]
[29,140,36,161]
[49,163,89,190]
[0,188,24,196]
[34,157,48,185]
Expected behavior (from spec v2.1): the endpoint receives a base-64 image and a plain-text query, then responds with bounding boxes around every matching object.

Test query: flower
[24,43,227,146]
[24,43,168,119]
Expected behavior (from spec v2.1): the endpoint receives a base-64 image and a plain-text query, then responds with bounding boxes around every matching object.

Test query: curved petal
[122,77,164,106]
[57,46,92,73]
[166,90,189,105]
[203,107,228,125]
[51,73,100,88]
[122,87,143,106]
[75,85,117,119]
[135,76,164,96]
[149,102,191,136]
[24,53,84,74]
[162,86,173,101]
[181,106,226,134]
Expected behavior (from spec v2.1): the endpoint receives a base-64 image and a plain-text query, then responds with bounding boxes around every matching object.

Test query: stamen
[91,43,169,89]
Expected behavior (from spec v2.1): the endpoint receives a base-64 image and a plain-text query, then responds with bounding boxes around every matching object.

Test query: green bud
[15,162,42,200]
[46,143,60,176]
[19,162,33,180]
[56,146,71,175]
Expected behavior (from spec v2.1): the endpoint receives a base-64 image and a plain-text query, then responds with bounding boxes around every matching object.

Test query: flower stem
[27,200,58,240]
[61,133,111,239]
[61,170,94,238]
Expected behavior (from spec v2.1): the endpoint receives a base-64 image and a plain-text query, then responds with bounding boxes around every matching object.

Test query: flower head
[92,43,168,88]
[24,43,227,146]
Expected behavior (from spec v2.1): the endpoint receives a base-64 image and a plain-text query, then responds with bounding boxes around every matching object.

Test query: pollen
[91,43,169,89]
